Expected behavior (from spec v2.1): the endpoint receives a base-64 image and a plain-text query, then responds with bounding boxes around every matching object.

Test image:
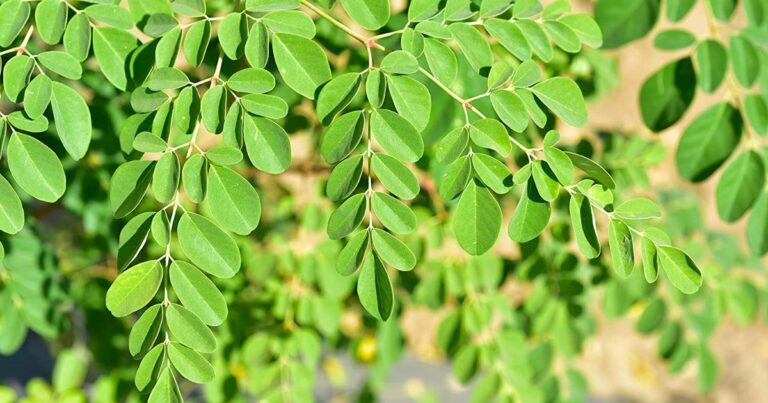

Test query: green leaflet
[439,156,472,200]
[219,13,247,59]
[511,60,541,88]
[472,154,513,194]
[151,211,170,247]
[128,304,163,357]
[444,0,474,21]
[357,253,394,320]
[653,29,696,51]
[140,133,180,162]
[35,0,67,45]
[183,154,207,203]
[0,0,30,47]
[148,67,189,90]
[172,0,206,17]
[729,35,760,88]
[387,75,431,132]
[93,27,139,90]
[470,119,512,156]
[7,133,66,203]
[244,116,292,174]
[747,192,768,255]
[207,165,262,235]
[183,20,211,67]
[167,342,215,384]
[336,230,369,275]
[64,13,91,62]
[170,260,228,328]
[641,227,671,284]
[366,69,387,107]
[7,112,48,133]
[263,10,316,39]
[151,152,179,204]
[105,261,162,317]
[155,27,182,68]
[371,153,420,200]
[694,40,727,93]
[381,51,419,75]
[490,90,528,133]
[327,193,366,240]
[675,103,742,182]
[202,144,242,165]
[147,367,182,402]
[569,193,600,259]
[479,0,512,17]
[615,198,662,220]
[559,14,603,48]
[272,33,331,99]
[84,4,134,30]
[245,0,300,11]
[326,155,363,202]
[436,127,469,164]
[3,55,33,103]
[371,192,416,234]
[531,161,560,202]
[639,57,696,132]
[516,19,554,61]
[370,109,424,163]
[453,344,479,383]
[608,219,634,277]
[166,303,216,353]
[484,19,532,61]
[321,111,365,164]
[173,86,201,133]
[262,10,316,39]
[117,212,153,270]
[565,151,616,188]
[715,150,765,222]
[531,77,587,127]
[594,0,660,48]
[657,246,703,294]
[400,28,424,57]
[341,0,390,30]
[240,94,288,119]
[423,38,458,85]
[666,0,696,21]
[316,73,361,125]
[449,23,493,73]
[23,75,52,119]
[50,82,92,160]
[453,181,502,255]
[543,146,574,185]
[371,228,416,271]
[0,174,24,235]
[177,213,241,278]
[708,0,737,21]
[508,179,551,243]
[544,21,582,53]
[744,94,768,134]
[228,68,275,94]
[636,298,666,334]
[245,22,270,68]
[201,85,227,133]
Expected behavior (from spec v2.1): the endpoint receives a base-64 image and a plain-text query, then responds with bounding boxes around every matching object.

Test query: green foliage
[0,0,758,402]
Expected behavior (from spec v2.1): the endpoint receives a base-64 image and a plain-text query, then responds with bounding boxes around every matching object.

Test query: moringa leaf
[453,181,502,255]
[177,213,241,278]
[272,33,331,99]
[105,261,162,317]
[7,133,66,203]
